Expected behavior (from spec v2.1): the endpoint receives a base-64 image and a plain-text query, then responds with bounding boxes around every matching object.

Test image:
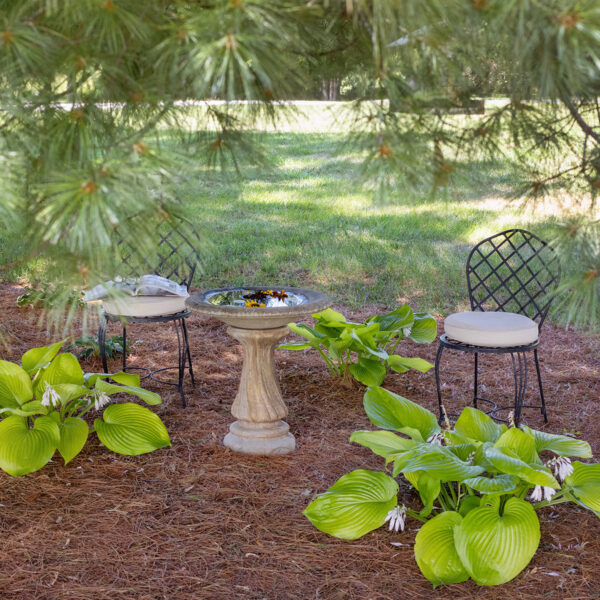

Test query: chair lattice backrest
[115,222,200,290]
[466,229,560,328]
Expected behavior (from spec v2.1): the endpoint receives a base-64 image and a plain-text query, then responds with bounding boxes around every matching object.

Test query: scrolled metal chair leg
[174,319,186,408]
[122,325,127,372]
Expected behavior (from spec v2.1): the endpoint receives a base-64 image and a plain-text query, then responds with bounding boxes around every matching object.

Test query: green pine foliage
[0,0,598,328]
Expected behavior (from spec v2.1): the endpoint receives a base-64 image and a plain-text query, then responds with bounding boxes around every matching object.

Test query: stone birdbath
[186,286,330,455]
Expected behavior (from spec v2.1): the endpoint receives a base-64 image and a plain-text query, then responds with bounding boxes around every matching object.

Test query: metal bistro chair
[97,225,200,407]
[434,229,560,426]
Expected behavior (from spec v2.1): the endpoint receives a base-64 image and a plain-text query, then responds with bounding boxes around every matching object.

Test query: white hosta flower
[94,391,111,411]
[547,456,573,482]
[427,431,445,446]
[384,505,406,533]
[41,382,61,408]
[530,485,556,503]
[507,411,516,428]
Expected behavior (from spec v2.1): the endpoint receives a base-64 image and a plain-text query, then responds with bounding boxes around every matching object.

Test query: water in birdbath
[205,288,306,308]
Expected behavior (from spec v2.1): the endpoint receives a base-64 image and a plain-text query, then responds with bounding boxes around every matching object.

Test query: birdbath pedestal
[185,287,330,455]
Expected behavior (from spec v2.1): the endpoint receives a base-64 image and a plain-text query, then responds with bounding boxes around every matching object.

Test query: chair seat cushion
[102,295,188,318]
[444,311,538,348]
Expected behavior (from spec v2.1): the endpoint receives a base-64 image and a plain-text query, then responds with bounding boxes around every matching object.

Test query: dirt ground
[0,283,599,600]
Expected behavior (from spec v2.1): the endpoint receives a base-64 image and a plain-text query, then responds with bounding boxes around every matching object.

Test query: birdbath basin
[185,286,330,455]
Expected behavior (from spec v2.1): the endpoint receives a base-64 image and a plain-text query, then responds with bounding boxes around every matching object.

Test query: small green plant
[66,335,132,361]
[304,387,600,587]
[0,340,171,476]
[17,285,85,309]
[279,306,437,386]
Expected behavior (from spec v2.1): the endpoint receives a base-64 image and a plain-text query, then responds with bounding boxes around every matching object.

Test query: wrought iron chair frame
[434,228,560,425]
[98,224,199,407]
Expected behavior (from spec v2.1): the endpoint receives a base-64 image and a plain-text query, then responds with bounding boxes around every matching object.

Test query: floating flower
[41,382,61,408]
[245,300,265,307]
[271,289,288,301]
[547,456,573,482]
[94,391,111,411]
[384,505,406,533]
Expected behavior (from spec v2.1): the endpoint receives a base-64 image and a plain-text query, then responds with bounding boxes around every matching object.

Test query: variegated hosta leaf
[454,407,505,443]
[414,511,469,587]
[564,461,600,516]
[363,386,439,442]
[0,416,59,476]
[454,497,540,586]
[484,446,559,488]
[521,426,592,458]
[401,445,484,482]
[349,430,415,460]
[462,474,521,495]
[303,469,399,540]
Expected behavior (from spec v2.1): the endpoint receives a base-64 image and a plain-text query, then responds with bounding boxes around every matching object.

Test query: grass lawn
[173,103,582,316]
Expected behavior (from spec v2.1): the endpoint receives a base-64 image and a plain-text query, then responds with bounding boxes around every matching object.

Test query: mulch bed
[0,283,599,600]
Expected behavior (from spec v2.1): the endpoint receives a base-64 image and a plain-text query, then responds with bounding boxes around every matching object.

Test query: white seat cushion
[102,295,188,318]
[444,311,538,348]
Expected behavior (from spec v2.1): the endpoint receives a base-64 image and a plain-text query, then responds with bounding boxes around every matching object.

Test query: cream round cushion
[102,295,188,318]
[444,311,538,348]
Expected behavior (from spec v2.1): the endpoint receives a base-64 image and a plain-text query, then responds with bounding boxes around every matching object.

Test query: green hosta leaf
[312,308,347,323]
[0,400,48,417]
[21,339,66,374]
[51,384,90,404]
[349,357,386,386]
[277,341,312,350]
[564,461,600,516]
[368,305,414,332]
[463,474,521,495]
[459,495,482,517]
[94,378,162,405]
[455,497,540,586]
[404,471,440,517]
[349,430,416,459]
[328,338,351,360]
[36,354,84,400]
[287,323,325,345]
[363,386,439,442]
[401,445,484,482]
[520,426,592,458]
[303,469,398,540]
[0,416,59,476]
[387,355,433,374]
[454,407,504,443]
[484,446,558,488]
[85,371,141,388]
[94,403,170,455]
[57,416,89,465]
[350,327,388,359]
[408,313,437,343]
[414,511,469,587]
[0,360,34,408]
[448,442,478,462]
[494,428,539,464]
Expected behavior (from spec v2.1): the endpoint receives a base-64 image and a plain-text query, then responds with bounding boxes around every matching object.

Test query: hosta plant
[17,285,85,309]
[279,306,436,386]
[0,340,170,476]
[304,386,600,587]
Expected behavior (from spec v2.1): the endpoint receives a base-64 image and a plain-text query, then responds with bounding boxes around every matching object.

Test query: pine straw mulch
[0,283,599,600]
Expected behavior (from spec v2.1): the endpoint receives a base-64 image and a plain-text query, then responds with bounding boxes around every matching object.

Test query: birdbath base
[224,420,296,455]
[224,325,295,455]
